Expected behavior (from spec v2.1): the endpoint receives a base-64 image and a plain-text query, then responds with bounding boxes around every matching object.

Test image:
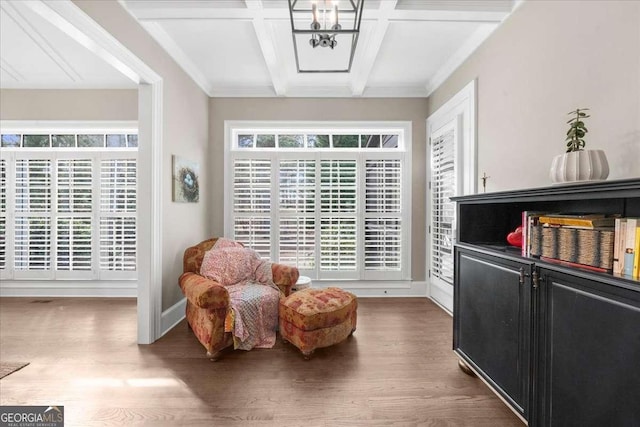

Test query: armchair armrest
[179,272,230,309]
[271,263,299,297]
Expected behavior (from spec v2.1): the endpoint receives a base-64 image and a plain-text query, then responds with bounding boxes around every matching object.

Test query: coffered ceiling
[0,0,519,97]
[122,0,518,97]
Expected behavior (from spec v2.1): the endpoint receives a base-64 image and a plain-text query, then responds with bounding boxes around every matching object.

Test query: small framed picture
[172,155,200,203]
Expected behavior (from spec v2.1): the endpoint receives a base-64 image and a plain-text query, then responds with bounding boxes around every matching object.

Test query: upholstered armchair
[178,237,299,359]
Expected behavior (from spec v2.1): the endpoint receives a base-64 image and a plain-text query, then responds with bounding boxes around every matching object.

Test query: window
[0,126,137,280]
[426,79,476,312]
[225,122,411,281]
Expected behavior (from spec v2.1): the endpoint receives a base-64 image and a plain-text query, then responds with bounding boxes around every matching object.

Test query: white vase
[549,149,609,184]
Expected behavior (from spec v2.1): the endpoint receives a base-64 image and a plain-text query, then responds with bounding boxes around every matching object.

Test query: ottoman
[279,287,357,359]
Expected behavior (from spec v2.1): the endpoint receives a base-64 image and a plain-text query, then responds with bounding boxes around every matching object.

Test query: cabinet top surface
[452,178,640,203]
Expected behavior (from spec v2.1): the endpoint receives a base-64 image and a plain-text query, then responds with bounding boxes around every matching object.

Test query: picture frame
[172,155,200,203]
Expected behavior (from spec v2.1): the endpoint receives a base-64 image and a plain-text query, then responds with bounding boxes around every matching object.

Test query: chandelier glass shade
[287,0,364,73]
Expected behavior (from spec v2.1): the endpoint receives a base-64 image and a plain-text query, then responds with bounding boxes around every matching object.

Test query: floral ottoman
[279,287,357,359]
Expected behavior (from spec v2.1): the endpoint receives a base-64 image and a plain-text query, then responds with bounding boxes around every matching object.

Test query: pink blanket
[200,240,280,350]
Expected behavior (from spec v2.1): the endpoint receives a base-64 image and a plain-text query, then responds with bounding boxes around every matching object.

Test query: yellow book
[538,215,615,228]
[634,227,640,279]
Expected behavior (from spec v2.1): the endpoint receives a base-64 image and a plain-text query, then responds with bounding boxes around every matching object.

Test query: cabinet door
[454,246,533,419]
[537,269,640,426]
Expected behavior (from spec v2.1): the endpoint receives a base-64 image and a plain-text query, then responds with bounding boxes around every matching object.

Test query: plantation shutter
[57,218,92,271]
[278,160,316,270]
[14,159,52,271]
[233,159,272,257]
[100,159,136,271]
[364,159,402,273]
[320,160,357,273]
[431,129,456,284]
[56,159,93,271]
[0,159,6,270]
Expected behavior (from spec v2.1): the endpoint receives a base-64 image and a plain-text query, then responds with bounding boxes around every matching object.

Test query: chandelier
[287,0,364,73]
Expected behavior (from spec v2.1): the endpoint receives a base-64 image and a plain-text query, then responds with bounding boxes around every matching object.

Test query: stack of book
[527,214,617,273]
[613,217,640,279]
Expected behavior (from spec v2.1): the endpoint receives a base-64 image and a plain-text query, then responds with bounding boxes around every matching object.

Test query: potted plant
[550,108,609,183]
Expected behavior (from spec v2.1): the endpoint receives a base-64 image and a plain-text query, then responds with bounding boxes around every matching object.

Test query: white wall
[0,89,137,120]
[73,0,210,311]
[209,97,429,281]
[428,0,640,192]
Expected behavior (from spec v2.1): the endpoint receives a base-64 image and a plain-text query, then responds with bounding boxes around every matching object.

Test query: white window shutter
[234,217,271,258]
[320,160,356,213]
[15,217,51,270]
[15,159,51,213]
[233,159,271,213]
[100,218,136,271]
[101,160,136,213]
[2,129,138,280]
[279,217,315,269]
[364,219,401,271]
[279,160,315,213]
[278,160,315,270]
[364,159,402,273]
[100,159,137,272]
[431,129,456,284]
[14,160,52,271]
[57,159,93,213]
[56,217,92,270]
[365,159,401,213]
[226,125,410,281]
[0,159,5,270]
[320,217,357,271]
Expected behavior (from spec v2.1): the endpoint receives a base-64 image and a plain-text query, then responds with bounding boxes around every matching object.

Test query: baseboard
[429,280,453,313]
[429,295,453,317]
[160,297,186,337]
[324,280,428,297]
[0,280,137,297]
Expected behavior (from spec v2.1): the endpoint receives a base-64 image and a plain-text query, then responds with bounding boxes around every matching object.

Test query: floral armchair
[178,237,299,359]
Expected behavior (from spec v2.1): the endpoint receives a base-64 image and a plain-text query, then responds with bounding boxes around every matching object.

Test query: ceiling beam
[350,0,396,97]
[245,0,286,96]
[139,21,214,96]
[123,0,508,23]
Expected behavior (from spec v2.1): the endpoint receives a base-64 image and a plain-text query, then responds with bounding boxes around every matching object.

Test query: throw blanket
[200,239,280,351]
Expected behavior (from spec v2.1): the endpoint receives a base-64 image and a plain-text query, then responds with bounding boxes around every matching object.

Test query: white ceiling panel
[368,20,486,86]
[0,1,136,89]
[157,19,272,87]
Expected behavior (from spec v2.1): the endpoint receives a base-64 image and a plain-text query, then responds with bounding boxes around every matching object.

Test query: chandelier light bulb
[287,0,363,72]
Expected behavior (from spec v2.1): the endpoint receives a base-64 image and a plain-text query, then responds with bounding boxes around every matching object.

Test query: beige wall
[74,0,210,311]
[428,0,640,192]
[0,89,138,121]
[209,98,429,281]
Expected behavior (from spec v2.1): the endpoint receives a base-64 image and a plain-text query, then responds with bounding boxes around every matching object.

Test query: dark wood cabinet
[452,178,640,426]
[454,247,533,419]
[536,268,640,426]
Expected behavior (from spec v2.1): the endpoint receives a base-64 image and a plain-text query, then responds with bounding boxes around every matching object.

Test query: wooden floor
[0,297,522,427]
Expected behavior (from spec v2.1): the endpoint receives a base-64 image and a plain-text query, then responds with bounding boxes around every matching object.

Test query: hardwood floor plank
[0,297,522,426]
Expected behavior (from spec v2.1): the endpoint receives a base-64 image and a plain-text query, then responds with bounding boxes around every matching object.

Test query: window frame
[0,121,138,282]
[224,121,412,282]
